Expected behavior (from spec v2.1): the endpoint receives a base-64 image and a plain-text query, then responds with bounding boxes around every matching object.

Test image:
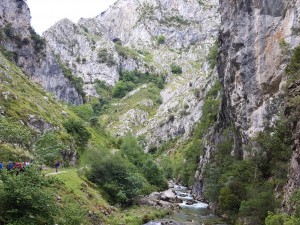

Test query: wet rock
[185,200,197,205]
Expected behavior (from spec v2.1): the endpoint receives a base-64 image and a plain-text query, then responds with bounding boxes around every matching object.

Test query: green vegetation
[97,48,115,66]
[170,64,183,74]
[113,70,165,98]
[161,81,222,187]
[28,27,46,54]
[115,43,140,59]
[108,206,168,225]
[156,35,166,45]
[285,46,300,85]
[137,2,156,22]
[86,135,167,205]
[279,38,290,58]
[160,16,190,27]
[207,42,218,70]
[59,62,85,98]
[202,118,292,224]
[0,46,18,62]
[63,119,91,148]
[0,168,57,225]
[0,117,32,148]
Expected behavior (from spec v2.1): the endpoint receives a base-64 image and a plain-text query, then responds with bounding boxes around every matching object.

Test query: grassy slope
[0,51,167,224]
[46,169,168,225]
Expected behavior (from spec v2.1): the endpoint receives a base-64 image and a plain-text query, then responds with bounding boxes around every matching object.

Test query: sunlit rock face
[44,0,221,147]
[0,0,83,104]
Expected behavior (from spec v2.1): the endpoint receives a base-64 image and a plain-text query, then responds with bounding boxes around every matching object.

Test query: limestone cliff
[193,0,300,215]
[0,0,83,104]
[44,0,220,148]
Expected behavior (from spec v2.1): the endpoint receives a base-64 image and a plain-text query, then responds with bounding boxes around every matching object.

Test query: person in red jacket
[13,162,23,174]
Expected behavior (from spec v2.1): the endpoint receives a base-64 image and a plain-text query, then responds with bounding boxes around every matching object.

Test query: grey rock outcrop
[0,0,83,104]
[193,0,300,212]
[44,0,220,148]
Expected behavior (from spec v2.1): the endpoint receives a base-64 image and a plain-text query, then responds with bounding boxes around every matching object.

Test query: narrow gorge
[0,0,300,224]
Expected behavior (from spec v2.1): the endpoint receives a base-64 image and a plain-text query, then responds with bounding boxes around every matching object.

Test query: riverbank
[143,183,227,225]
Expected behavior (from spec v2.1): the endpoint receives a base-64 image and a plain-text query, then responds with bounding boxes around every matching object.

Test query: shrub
[59,62,85,97]
[142,159,168,190]
[239,188,276,223]
[0,168,57,225]
[285,46,300,84]
[0,118,32,148]
[1,47,18,62]
[3,23,14,40]
[112,80,134,98]
[70,104,94,121]
[29,27,46,53]
[170,64,183,74]
[265,212,300,225]
[115,44,139,59]
[34,131,66,165]
[207,43,218,70]
[63,119,91,147]
[157,35,166,45]
[87,151,144,205]
[98,49,115,66]
[120,136,168,190]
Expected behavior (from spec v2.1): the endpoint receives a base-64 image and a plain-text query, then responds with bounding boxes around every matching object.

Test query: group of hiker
[0,161,31,174]
[0,160,61,174]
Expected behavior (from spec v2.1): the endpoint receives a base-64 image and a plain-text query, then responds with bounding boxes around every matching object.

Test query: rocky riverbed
[142,182,227,225]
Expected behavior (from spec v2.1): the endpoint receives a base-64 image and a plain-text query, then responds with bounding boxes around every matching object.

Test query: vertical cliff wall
[0,0,83,104]
[193,0,300,214]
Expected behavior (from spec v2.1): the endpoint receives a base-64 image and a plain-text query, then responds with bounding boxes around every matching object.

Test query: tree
[63,119,91,147]
[0,168,57,225]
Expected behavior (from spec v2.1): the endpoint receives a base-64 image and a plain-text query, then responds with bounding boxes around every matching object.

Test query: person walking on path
[55,161,60,173]
[0,161,3,173]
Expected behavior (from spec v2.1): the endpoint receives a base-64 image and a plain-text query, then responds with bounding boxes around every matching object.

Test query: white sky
[27,0,117,34]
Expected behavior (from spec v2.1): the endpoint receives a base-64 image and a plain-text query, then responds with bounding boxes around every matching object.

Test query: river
[144,184,227,225]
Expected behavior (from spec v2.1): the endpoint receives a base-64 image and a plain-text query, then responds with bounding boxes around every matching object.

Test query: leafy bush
[115,44,139,59]
[112,80,134,98]
[3,23,14,40]
[59,62,85,98]
[255,119,292,181]
[97,49,115,66]
[120,136,167,190]
[170,64,183,74]
[87,151,144,205]
[0,168,57,225]
[207,43,218,70]
[157,35,166,45]
[0,118,32,148]
[239,187,276,223]
[29,27,46,53]
[70,104,94,121]
[265,212,300,225]
[34,131,66,165]
[63,119,91,147]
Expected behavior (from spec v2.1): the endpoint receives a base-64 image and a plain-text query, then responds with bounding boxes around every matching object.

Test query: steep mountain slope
[189,0,300,224]
[44,0,220,149]
[0,0,82,104]
[0,29,166,225]
[3,0,300,224]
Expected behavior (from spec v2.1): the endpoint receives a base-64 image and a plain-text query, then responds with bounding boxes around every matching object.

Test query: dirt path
[45,171,67,176]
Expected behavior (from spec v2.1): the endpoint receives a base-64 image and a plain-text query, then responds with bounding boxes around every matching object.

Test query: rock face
[0,0,83,104]
[44,0,220,147]
[193,0,300,211]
